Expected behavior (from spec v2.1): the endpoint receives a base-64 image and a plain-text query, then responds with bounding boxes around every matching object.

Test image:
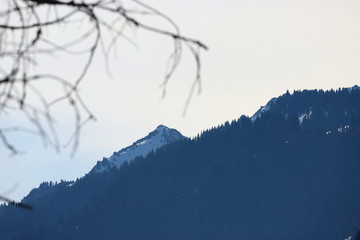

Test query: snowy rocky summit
[91,125,186,173]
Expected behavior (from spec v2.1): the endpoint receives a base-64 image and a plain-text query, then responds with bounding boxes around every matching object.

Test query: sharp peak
[155,124,168,130]
[152,124,179,133]
[140,124,185,142]
[90,124,186,174]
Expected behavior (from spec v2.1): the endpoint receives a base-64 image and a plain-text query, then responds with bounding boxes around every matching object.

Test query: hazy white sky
[1,0,360,201]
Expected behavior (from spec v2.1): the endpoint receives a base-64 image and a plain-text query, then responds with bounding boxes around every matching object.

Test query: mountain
[18,125,185,205]
[91,125,186,173]
[0,86,359,240]
[251,85,360,125]
[0,125,187,240]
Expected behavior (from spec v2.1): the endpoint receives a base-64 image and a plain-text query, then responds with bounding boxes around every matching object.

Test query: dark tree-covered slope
[0,87,359,240]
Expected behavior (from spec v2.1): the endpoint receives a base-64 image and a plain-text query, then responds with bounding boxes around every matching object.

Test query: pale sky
[1,0,360,201]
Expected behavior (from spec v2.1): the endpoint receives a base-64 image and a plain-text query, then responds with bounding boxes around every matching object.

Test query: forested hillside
[1,87,359,240]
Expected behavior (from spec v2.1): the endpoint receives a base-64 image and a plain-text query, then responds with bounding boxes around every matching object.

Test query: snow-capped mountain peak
[91,125,186,173]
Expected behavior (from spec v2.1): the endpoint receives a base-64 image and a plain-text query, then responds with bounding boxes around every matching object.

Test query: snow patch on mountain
[251,97,277,121]
[91,125,186,173]
[298,109,312,125]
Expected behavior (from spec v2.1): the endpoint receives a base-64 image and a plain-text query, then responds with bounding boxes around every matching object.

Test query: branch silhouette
[0,0,207,155]
[0,195,33,211]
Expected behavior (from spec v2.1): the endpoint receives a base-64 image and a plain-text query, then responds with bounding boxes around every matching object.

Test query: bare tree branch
[0,195,33,210]
[0,0,208,155]
[0,0,208,154]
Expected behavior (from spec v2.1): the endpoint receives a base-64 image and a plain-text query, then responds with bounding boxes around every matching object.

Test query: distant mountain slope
[0,86,359,240]
[251,85,360,127]
[91,125,186,173]
[0,125,187,240]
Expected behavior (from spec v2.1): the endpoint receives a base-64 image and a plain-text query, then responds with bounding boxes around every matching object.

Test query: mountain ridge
[1,86,359,240]
[251,85,360,122]
[91,125,186,173]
